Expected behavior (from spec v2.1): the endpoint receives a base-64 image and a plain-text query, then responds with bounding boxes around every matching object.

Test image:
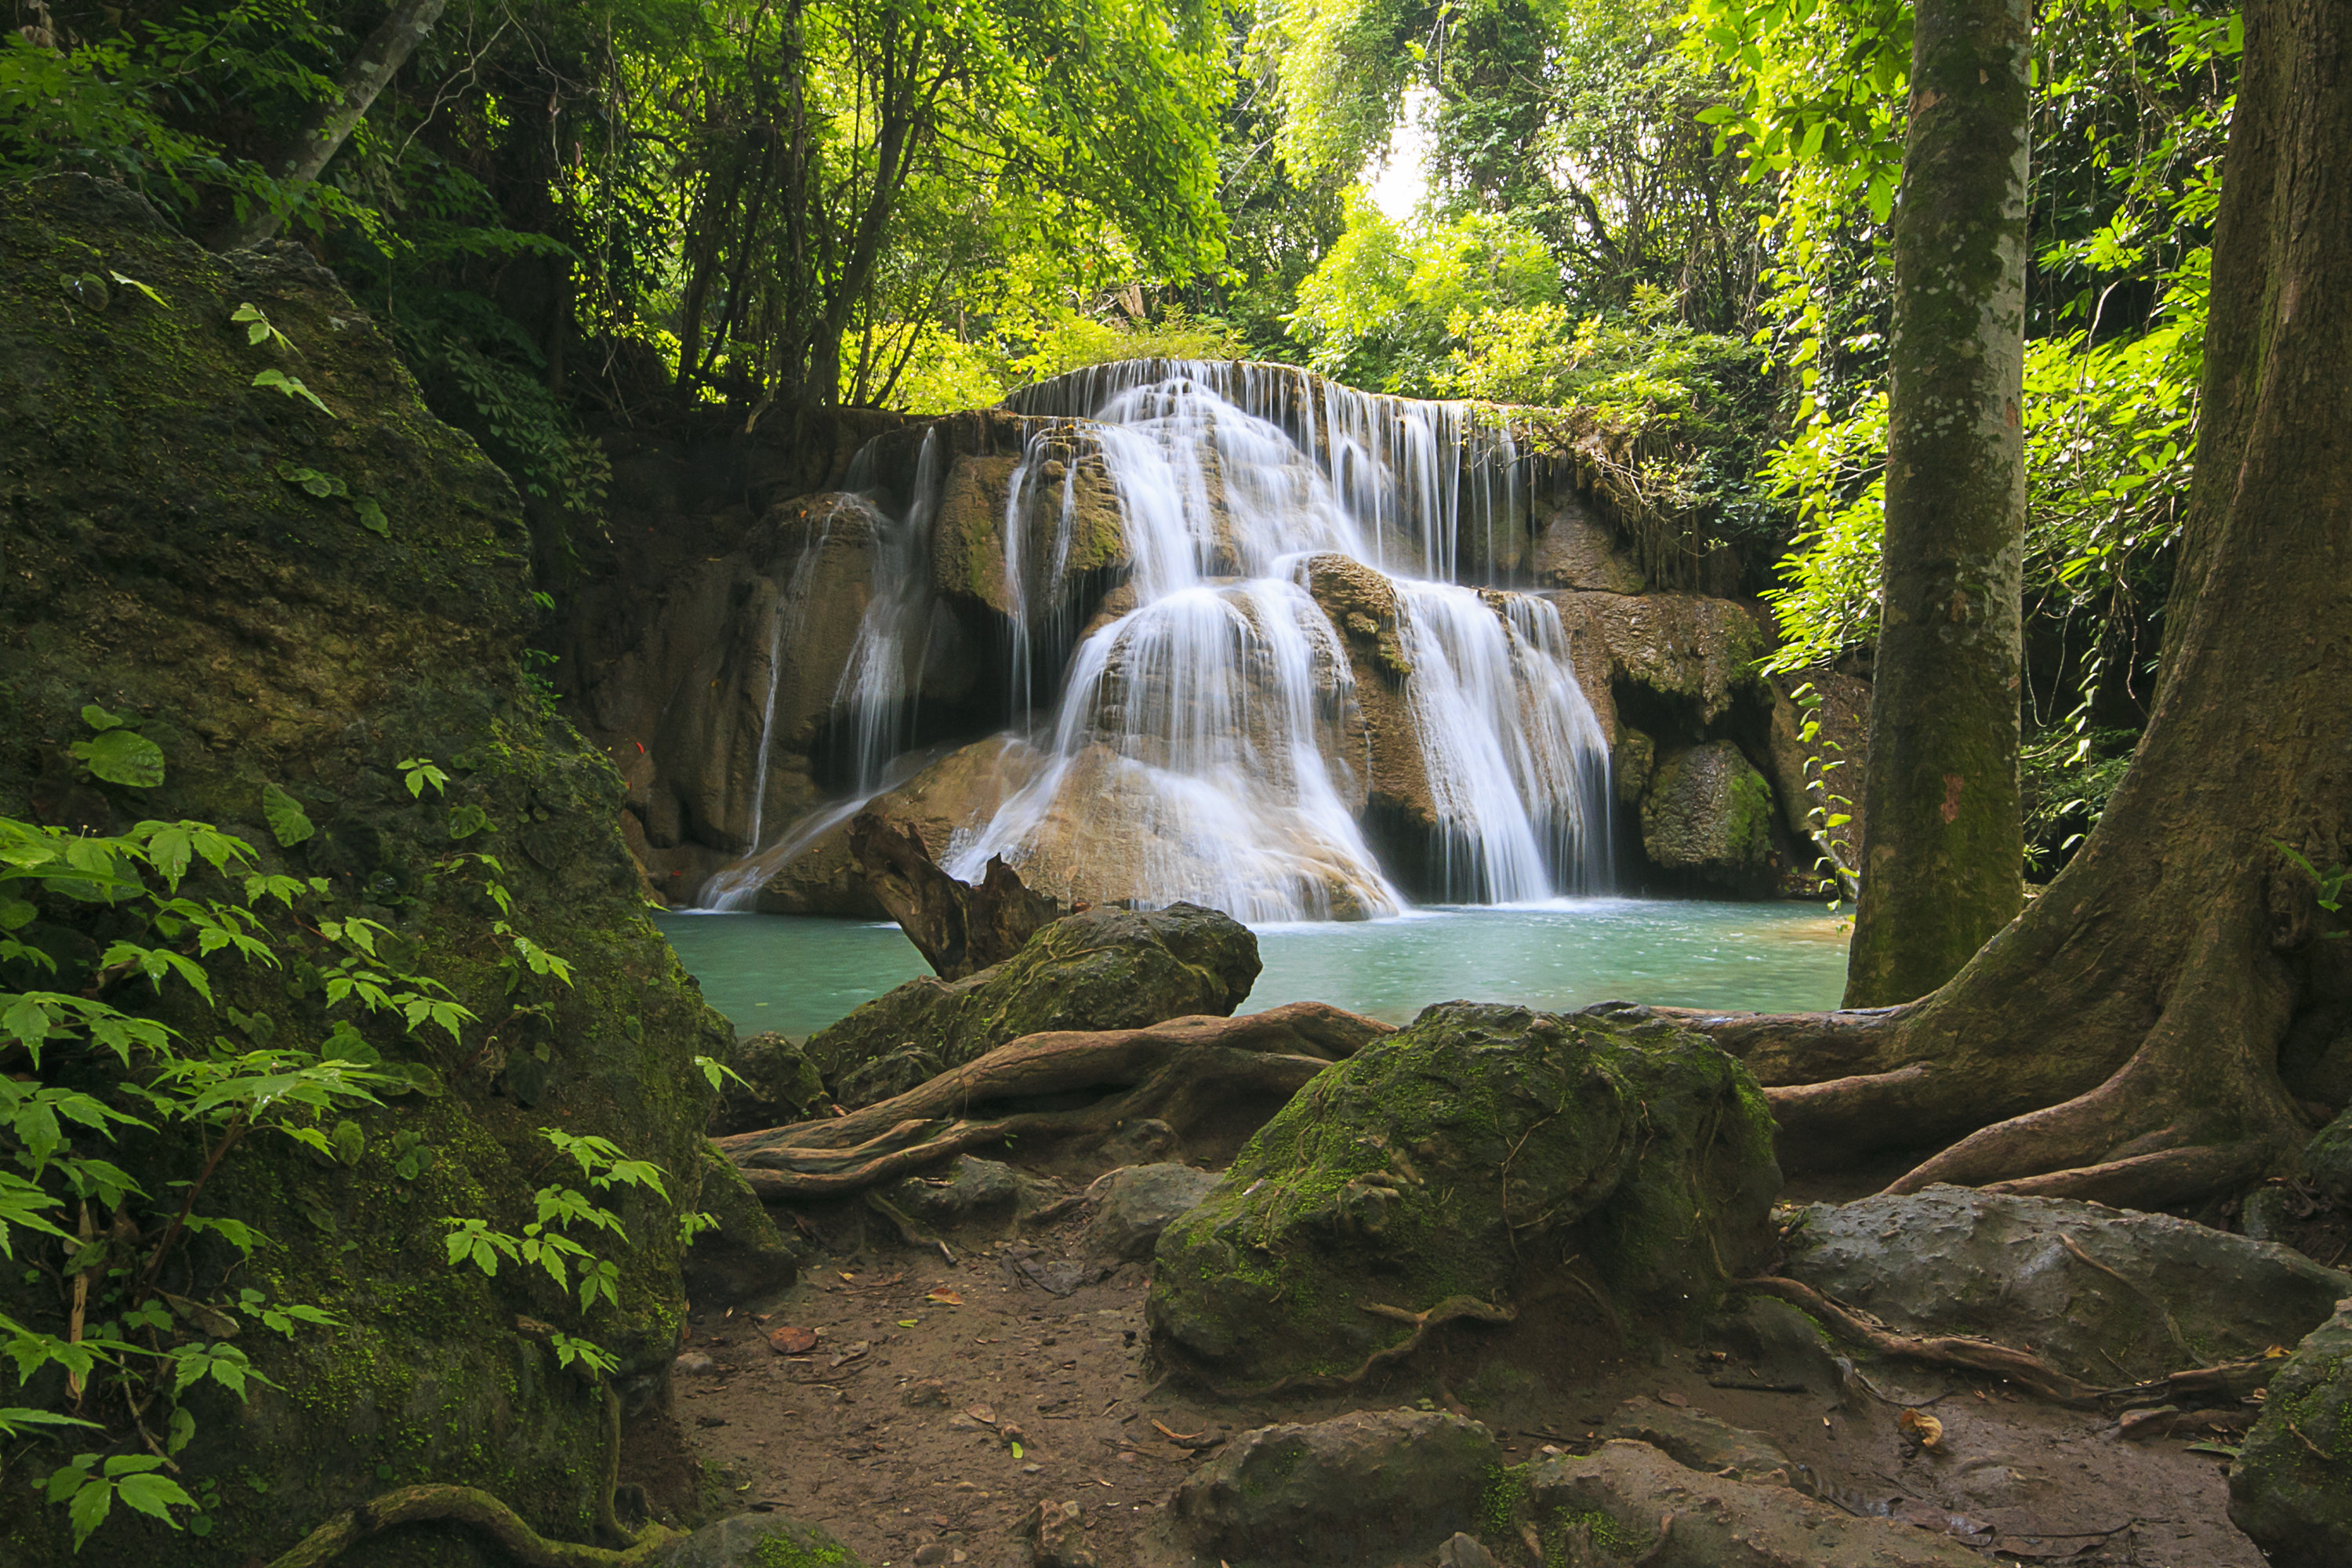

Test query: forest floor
[619,1172,2279,1568]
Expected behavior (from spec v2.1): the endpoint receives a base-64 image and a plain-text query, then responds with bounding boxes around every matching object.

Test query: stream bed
[656,899,1852,1038]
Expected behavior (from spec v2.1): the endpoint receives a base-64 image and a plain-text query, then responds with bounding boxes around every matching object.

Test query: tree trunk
[215,0,449,251]
[1677,0,2350,1211]
[1843,0,2030,1007]
[848,811,1068,980]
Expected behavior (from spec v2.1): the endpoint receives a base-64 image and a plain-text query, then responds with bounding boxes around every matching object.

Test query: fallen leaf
[1152,1421,1208,1443]
[1899,1409,1944,1449]
[927,1288,964,1305]
[838,1272,856,1281]
[767,1325,818,1356]
[2265,1345,2288,1359]
[1657,1391,1690,1409]
[828,1340,870,1368]
[898,1319,920,1328]
[1010,1441,1025,1458]
[966,1404,996,1425]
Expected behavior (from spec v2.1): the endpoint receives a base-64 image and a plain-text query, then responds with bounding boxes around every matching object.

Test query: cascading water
[696,359,1612,918]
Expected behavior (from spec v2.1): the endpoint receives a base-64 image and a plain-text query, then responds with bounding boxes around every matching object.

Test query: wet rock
[1613,726,1655,804]
[805,903,1261,1106]
[1512,1439,1988,1566]
[709,1033,831,1137]
[1302,553,1428,829]
[1086,1163,1221,1261]
[1706,1295,1849,1399]
[1149,1003,1779,1386]
[683,1141,800,1307]
[1530,493,1646,594]
[1784,1185,2352,1382]
[649,1512,868,1566]
[1169,1410,1500,1563]
[1639,739,1779,893]
[1602,1396,1793,1484]
[2228,1299,2352,1567]
[1554,590,1773,725]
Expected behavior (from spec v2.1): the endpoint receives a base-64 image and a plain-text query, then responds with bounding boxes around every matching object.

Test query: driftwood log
[848,811,1066,980]
[717,1001,1394,1200]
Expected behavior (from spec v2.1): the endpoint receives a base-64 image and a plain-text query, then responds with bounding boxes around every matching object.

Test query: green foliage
[67,706,164,790]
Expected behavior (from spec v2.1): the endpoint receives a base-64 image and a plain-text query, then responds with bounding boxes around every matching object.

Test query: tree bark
[848,811,1068,980]
[217,0,449,251]
[1675,0,2350,1210]
[1843,0,2030,1007]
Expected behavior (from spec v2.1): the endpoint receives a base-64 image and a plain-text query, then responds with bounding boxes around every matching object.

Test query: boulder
[804,904,1261,1105]
[1167,1410,1500,1565]
[682,1142,800,1308]
[1638,740,1779,892]
[1600,1397,1794,1485]
[710,1033,832,1136]
[1302,553,1430,829]
[1510,1439,1989,1567]
[2228,1299,2352,1568]
[1086,1163,1222,1261]
[884,1155,1051,1229]
[649,1513,867,1567]
[1148,1003,1779,1386]
[1783,1185,2352,1382]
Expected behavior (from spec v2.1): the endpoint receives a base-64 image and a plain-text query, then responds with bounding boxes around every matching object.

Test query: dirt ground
[620,1170,2284,1568]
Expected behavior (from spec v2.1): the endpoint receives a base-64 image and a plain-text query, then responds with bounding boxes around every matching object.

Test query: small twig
[861,1190,955,1265]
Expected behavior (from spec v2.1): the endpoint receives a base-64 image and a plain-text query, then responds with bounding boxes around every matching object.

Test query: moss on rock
[802,902,1261,1105]
[0,175,721,1566]
[1145,1002,1780,1388]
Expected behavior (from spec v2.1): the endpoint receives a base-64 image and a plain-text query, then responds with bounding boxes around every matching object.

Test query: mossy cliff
[0,175,724,1564]
[1147,1002,1780,1388]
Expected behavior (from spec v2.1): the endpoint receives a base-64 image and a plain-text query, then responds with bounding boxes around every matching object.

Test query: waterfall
[696,359,1612,918]
[953,361,1611,916]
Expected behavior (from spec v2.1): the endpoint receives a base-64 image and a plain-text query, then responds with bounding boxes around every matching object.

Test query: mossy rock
[1146,1002,1780,1388]
[803,902,1261,1105]
[684,1141,802,1308]
[1638,739,1777,893]
[2228,1301,2352,1567]
[0,175,724,1564]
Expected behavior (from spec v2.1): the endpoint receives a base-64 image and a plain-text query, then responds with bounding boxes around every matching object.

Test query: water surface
[657,899,1849,1038]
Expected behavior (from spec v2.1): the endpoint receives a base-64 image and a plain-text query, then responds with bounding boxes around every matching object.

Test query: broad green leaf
[79,704,126,732]
[262,784,314,848]
[352,496,390,535]
[71,729,165,789]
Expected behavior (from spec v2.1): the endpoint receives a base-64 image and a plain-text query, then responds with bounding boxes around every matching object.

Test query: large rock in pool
[1782,1185,2352,1382]
[1148,1003,1780,1388]
[804,903,1261,1106]
[2229,1299,2352,1566]
[1638,739,1779,892]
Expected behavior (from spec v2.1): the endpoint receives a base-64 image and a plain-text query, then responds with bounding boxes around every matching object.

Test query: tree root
[1732,1276,2097,1403]
[263,1486,677,1568]
[719,1002,1392,1200]
[864,1189,956,1262]
[1182,1294,1518,1401]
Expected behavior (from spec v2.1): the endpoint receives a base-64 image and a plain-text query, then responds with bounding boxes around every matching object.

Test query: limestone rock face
[1301,552,1431,829]
[0,174,719,1563]
[1530,489,1647,593]
[1784,1186,2352,1383]
[803,904,1262,1105]
[1148,1004,1779,1386]
[1167,1410,1501,1565]
[1639,740,1779,891]
[927,416,1130,628]
[1553,591,1773,726]
[2229,1301,2352,1567]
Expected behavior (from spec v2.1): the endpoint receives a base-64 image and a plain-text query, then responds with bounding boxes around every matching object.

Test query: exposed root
[720,1003,1392,1200]
[263,1487,676,1568]
[1185,1294,1518,1400]
[1732,1276,2096,1404]
[863,1190,956,1263]
[1762,1065,1940,1171]
[1977,1143,2274,1209]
